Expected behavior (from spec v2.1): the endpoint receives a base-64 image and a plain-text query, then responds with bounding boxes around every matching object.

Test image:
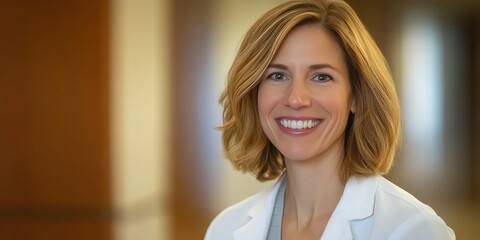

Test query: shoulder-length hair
[219,0,401,182]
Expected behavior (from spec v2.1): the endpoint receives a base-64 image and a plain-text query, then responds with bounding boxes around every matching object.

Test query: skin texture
[257,24,355,239]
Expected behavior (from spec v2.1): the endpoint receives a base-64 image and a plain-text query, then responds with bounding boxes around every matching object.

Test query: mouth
[277,118,321,130]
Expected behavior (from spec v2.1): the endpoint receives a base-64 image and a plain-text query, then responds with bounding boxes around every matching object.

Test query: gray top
[266,177,287,240]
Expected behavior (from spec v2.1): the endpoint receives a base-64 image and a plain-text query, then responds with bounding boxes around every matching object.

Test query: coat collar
[233,174,380,240]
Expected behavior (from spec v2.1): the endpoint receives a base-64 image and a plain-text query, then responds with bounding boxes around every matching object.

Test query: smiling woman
[206,0,456,239]
[257,24,353,168]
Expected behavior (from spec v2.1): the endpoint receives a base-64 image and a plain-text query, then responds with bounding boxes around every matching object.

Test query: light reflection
[401,9,444,180]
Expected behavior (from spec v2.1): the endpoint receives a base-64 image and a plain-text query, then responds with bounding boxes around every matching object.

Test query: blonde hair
[219,0,401,182]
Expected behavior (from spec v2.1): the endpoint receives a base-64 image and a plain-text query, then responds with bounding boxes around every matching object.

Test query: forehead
[271,24,347,69]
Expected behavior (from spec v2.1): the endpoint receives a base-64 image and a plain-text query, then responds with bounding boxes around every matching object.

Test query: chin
[280,150,316,162]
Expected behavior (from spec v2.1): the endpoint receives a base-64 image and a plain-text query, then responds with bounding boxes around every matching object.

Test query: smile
[279,118,321,130]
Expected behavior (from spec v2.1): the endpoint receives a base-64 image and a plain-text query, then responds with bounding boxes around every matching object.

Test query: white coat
[205,175,455,240]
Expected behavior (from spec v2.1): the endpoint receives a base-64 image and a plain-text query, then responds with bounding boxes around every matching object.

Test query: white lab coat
[205,175,455,240]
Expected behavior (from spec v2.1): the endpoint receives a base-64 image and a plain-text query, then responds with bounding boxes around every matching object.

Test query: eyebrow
[268,63,338,71]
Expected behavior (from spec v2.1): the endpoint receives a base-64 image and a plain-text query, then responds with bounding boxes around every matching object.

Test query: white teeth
[280,119,320,129]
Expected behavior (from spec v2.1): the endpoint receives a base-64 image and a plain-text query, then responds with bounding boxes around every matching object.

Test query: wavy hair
[219,0,401,182]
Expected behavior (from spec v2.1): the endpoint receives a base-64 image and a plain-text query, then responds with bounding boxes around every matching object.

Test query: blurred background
[0,0,478,239]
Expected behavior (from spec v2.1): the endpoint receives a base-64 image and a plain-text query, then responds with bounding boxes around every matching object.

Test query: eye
[312,73,333,82]
[267,72,288,81]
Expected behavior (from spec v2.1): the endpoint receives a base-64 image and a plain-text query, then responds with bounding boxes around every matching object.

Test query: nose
[284,81,311,109]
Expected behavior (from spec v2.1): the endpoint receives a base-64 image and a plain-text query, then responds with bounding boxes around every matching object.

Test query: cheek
[315,90,351,117]
[257,86,281,133]
[257,86,278,117]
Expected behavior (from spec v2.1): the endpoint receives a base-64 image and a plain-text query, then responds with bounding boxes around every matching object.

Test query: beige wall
[110,0,170,239]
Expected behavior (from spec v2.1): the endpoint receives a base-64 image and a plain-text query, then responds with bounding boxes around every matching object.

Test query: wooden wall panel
[0,0,111,239]
[170,0,214,239]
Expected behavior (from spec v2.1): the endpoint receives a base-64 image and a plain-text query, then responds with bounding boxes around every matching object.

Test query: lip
[275,116,322,136]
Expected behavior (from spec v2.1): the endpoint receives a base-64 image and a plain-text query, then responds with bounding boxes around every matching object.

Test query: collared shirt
[266,176,286,240]
[205,174,456,240]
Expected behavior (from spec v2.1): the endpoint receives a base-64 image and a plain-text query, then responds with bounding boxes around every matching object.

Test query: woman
[206,0,455,239]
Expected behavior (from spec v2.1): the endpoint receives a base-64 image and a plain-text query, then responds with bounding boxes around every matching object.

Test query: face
[257,24,354,163]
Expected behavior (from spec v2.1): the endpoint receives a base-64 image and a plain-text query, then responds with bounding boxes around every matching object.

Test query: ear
[350,100,356,113]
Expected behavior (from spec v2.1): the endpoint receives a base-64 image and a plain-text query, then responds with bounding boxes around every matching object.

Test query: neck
[283,144,346,225]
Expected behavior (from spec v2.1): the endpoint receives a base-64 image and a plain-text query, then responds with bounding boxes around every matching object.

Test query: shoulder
[375,176,436,214]
[387,212,456,239]
[370,176,455,239]
[204,183,276,240]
